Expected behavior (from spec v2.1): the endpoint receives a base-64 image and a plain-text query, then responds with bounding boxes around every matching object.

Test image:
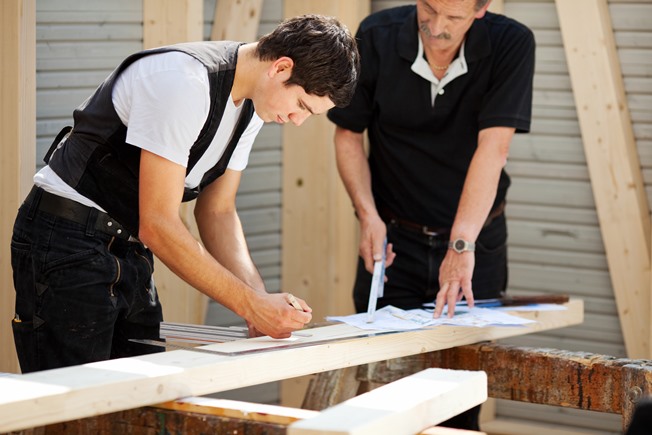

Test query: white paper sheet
[326,305,537,331]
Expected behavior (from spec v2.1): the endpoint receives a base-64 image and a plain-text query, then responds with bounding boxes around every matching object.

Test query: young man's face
[416,0,490,51]
[254,57,335,126]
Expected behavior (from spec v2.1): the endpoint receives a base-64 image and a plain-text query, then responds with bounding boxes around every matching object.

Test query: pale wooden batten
[142,0,207,325]
[211,0,263,42]
[142,0,262,325]
[556,0,651,359]
[288,368,487,435]
[0,300,583,432]
[0,0,36,374]
[281,0,371,407]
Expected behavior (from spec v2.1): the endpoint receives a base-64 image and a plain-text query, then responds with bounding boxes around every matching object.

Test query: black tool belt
[26,186,134,241]
[380,201,506,238]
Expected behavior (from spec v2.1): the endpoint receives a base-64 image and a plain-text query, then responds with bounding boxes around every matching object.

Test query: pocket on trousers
[11,318,37,373]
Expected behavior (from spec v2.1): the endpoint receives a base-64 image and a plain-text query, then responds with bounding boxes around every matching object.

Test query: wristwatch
[448,238,475,253]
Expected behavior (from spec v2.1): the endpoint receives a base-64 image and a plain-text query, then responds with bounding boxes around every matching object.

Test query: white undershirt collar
[411,36,468,106]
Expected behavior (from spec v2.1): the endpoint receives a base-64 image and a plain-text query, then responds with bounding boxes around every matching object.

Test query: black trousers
[11,187,163,373]
[353,214,508,430]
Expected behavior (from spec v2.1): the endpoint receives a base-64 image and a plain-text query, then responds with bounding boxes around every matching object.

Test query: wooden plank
[0,300,583,432]
[9,394,485,434]
[157,396,317,425]
[556,0,651,358]
[280,0,371,408]
[479,417,614,435]
[402,343,652,432]
[0,0,36,374]
[11,398,316,435]
[142,0,208,325]
[288,369,487,435]
[303,343,648,432]
[211,0,263,42]
[282,0,370,335]
[143,0,203,48]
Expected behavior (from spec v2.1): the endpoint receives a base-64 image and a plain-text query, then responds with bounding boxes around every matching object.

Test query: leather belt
[380,201,506,238]
[26,186,135,241]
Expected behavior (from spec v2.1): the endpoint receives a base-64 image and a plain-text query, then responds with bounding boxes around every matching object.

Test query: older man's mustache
[419,23,452,40]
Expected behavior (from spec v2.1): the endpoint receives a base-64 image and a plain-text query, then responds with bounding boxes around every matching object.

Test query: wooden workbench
[0,300,583,433]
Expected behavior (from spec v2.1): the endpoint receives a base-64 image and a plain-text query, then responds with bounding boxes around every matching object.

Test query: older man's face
[416,0,489,51]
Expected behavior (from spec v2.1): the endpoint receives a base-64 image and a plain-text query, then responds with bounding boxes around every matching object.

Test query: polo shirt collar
[397,8,492,64]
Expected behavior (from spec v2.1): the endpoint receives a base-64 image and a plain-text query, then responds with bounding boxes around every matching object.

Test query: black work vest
[45,41,255,236]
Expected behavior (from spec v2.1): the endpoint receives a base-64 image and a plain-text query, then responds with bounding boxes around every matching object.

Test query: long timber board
[0,300,583,432]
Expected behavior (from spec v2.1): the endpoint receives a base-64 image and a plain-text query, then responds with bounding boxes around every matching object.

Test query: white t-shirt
[35,51,263,210]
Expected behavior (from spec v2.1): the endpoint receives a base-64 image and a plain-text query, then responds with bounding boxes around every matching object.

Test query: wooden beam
[0,301,582,432]
[488,0,503,14]
[10,394,484,434]
[143,0,203,48]
[282,0,371,335]
[211,0,263,42]
[141,0,263,326]
[142,0,207,325]
[0,0,36,374]
[12,397,316,435]
[325,342,652,432]
[280,0,370,407]
[555,0,651,358]
[288,369,487,435]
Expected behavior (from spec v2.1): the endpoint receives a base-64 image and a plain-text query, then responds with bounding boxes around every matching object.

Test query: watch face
[454,239,466,251]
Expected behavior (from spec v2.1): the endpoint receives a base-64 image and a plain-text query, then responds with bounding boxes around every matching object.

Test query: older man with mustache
[328,0,535,429]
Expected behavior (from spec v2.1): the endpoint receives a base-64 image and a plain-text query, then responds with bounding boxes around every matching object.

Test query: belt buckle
[422,226,440,237]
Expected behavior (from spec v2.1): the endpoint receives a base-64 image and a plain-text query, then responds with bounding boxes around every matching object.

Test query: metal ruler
[130,330,399,357]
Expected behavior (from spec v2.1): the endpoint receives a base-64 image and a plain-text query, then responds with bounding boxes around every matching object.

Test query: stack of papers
[326,304,564,331]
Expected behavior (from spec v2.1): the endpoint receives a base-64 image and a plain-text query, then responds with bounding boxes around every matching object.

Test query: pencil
[287,293,304,311]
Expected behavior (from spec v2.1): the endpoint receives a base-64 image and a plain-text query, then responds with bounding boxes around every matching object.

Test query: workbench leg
[302,366,361,410]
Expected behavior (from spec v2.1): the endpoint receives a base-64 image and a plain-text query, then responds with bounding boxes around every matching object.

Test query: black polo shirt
[328,6,535,228]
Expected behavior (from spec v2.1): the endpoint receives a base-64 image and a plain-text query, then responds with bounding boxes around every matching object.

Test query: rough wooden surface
[6,397,485,435]
[303,343,652,432]
[9,406,292,435]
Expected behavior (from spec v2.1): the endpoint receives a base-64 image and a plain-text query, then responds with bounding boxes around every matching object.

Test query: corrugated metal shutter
[35,0,142,166]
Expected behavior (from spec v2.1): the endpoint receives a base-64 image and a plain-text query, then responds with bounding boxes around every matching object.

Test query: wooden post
[142,0,263,326]
[211,0,263,42]
[0,0,36,374]
[142,0,207,324]
[556,0,651,358]
[281,0,371,407]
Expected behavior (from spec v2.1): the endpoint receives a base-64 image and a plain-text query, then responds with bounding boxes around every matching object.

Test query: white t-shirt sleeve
[226,113,264,171]
[112,52,210,167]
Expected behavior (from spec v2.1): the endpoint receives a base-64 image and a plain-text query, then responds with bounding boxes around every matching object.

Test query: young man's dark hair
[256,14,360,107]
